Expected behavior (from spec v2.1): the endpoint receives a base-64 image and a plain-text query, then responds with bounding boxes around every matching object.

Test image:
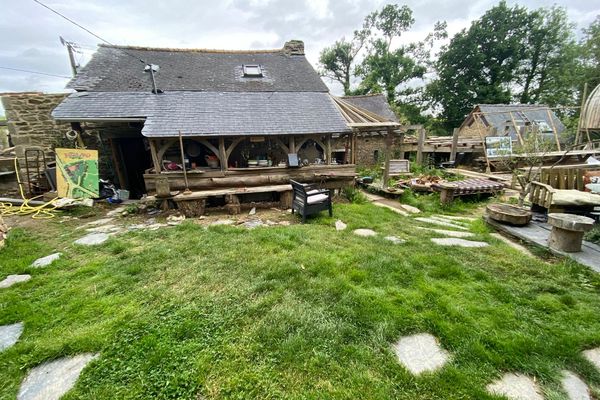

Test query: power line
[32,0,148,65]
[0,66,71,79]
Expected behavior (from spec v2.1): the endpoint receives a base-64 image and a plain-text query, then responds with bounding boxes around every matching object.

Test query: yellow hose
[0,157,59,219]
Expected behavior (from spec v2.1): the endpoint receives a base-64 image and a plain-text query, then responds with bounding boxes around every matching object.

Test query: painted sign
[55,148,99,198]
[485,136,513,157]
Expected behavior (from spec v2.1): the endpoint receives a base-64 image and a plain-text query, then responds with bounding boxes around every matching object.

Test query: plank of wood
[152,184,294,202]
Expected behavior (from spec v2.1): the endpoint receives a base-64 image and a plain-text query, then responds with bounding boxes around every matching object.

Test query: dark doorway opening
[113,137,152,199]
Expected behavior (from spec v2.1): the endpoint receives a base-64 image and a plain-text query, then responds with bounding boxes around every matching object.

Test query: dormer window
[243,64,263,77]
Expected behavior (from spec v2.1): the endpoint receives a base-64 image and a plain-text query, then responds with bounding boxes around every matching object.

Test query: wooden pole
[416,128,426,165]
[326,134,332,164]
[450,128,459,161]
[218,136,227,171]
[474,113,492,174]
[108,138,127,189]
[575,82,588,146]
[509,111,524,145]
[398,131,405,159]
[178,130,191,195]
[289,136,296,154]
[149,139,161,174]
[546,109,561,151]
[383,129,393,188]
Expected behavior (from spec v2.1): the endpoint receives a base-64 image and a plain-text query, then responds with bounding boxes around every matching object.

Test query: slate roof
[52,91,351,137]
[67,44,328,93]
[341,94,398,122]
[463,104,565,139]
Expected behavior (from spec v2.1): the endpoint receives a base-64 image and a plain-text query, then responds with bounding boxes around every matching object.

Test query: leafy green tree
[581,16,600,91]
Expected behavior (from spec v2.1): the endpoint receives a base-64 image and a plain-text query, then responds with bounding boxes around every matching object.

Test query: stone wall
[332,136,405,167]
[1,92,70,159]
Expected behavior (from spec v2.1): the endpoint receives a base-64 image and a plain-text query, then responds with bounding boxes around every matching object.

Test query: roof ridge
[341,93,386,99]
[99,43,284,54]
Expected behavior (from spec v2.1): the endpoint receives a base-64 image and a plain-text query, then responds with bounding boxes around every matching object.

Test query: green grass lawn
[1,203,600,399]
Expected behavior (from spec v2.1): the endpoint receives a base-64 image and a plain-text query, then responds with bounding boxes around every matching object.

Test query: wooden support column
[108,138,127,188]
[546,109,561,151]
[450,128,459,162]
[149,139,161,174]
[416,128,426,166]
[398,131,405,159]
[326,135,332,164]
[218,137,227,171]
[383,129,394,189]
[351,132,357,164]
[289,136,296,154]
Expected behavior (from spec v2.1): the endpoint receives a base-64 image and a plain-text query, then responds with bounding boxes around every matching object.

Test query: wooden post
[178,131,191,195]
[575,83,588,146]
[149,139,161,174]
[450,128,459,162]
[546,109,561,151]
[289,136,296,154]
[398,131,405,159]
[509,111,524,145]
[108,138,127,189]
[326,134,332,164]
[416,128,426,166]
[383,129,393,189]
[218,136,227,171]
[351,132,357,164]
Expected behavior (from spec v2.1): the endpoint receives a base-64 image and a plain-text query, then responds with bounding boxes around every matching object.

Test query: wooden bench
[146,184,293,217]
[432,178,504,204]
[529,181,600,214]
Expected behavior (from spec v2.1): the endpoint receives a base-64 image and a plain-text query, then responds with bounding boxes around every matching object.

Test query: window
[243,64,263,77]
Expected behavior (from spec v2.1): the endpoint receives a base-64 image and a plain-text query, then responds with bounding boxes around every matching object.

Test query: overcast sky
[1,0,599,116]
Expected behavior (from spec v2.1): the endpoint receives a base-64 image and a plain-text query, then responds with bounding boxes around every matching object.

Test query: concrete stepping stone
[486,373,543,400]
[31,253,61,268]
[0,274,31,289]
[434,214,477,222]
[335,220,347,231]
[74,233,109,246]
[391,333,450,375]
[353,228,377,237]
[416,227,475,238]
[17,353,99,400]
[85,224,122,234]
[0,322,24,351]
[414,217,468,230]
[106,206,126,217]
[582,347,600,371]
[398,204,421,214]
[373,202,409,216]
[561,371,590,400]
[431,238,488,248]
[83,217,114,227]
[384,236,405,244]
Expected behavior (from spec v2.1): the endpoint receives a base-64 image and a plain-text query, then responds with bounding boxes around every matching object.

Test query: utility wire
[32,0,148,65]
[0,66,71,79]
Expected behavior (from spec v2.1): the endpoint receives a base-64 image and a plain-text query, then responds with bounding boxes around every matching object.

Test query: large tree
[581,16,600,92]
[429,2,580,128]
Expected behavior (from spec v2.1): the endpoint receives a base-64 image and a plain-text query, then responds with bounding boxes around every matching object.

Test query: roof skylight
[243,64,263,77]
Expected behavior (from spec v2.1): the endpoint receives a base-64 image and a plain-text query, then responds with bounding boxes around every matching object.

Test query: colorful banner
[55,148,99,199]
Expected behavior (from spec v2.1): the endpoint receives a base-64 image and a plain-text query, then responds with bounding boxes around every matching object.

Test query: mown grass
[1,204,600,399]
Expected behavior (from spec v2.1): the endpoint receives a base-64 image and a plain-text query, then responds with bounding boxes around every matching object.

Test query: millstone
[31,253,61,268]
[353,228,377,237]
[486,373,543,400]
[17,353,99,400]
[0,322,24,351]
[0,274,31,289]
[392,333,450,375]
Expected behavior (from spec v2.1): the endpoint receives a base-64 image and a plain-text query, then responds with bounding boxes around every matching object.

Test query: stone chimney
[283,40,304,56]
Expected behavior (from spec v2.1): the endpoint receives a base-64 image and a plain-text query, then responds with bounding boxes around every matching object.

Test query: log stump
[547,213,595,253]
[279,190,293,209]
[176,199,206,218]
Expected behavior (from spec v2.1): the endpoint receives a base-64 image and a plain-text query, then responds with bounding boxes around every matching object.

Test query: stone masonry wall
[332,136,405,167]
[1,92,70,159]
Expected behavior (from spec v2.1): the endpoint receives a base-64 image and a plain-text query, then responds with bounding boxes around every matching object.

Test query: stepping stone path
[335,220,347,231]
[85,224,122,234]
[0,274,31,289]
[582,347,600,371]
[561,371,591,400]
[384,236,405,244]
[373,202,409,216]
[31,253,61,268]
[353,228,377,237]
[74,233,109,246]
[414,217,468,230]
[486,373,543,400]
[431,238,488,248]
[416,227,475,238]
[210,219,236,226]
[433,215,477,222]
[392,333,450,375]
[0,322,24,351]
[17,353,99,400]
[83,218,114,227]
[106,206,127,217]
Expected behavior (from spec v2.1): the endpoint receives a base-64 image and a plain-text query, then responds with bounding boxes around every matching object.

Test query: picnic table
[432,178,504,204]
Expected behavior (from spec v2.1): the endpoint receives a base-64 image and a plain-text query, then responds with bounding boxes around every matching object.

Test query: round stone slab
[582,347,600,372]
[486,373,543,400]
[353,228,377,237]
[0,274,31,289]
[392,333,450,375]
[561,371,591,400]
[18,353,99,400]
[0,322,24,352]
[335,220,347,231]
[74,233,109,246]
[31,253,61,268]
[431,238,488,248]
[547,213,595,232]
